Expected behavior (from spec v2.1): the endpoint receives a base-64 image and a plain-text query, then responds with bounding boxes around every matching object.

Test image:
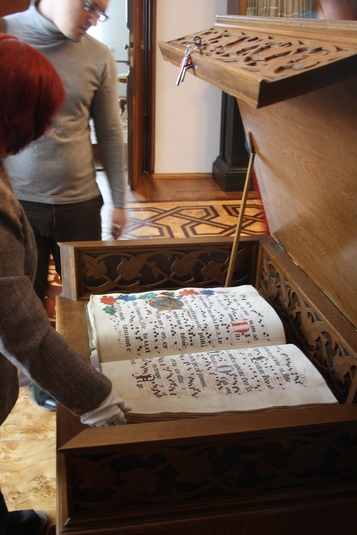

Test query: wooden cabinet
[57,235,357,535]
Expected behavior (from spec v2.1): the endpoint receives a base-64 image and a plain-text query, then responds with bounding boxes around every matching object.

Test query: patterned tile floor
[102,199,267,240]
[98,173,268,241]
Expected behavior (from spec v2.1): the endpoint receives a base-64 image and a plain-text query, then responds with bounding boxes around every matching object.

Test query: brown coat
[0,161,111,425]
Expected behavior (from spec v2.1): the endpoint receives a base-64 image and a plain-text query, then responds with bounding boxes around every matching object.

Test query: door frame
[127,0,156,189]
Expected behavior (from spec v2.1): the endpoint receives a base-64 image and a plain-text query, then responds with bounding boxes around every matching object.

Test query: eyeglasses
[82,0,109,22]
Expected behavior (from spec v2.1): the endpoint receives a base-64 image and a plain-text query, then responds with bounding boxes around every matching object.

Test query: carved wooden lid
[159,16,357,330]
[159,15,357,108]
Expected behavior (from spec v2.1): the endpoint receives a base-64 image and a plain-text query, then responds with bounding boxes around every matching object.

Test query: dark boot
[32,385,56,411]
[6,510,47,535]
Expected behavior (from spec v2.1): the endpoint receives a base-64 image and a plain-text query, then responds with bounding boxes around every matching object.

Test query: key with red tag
[175,45,194,86]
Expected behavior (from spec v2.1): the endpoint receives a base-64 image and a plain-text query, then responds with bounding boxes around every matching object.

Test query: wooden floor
[0,173,252,535]
[126,174,245,203]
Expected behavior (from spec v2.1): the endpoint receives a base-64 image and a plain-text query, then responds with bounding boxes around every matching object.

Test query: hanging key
[175,46,191,86]
[175,45,195,86]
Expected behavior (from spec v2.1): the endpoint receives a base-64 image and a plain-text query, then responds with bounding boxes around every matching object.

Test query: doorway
[90,0,156,190]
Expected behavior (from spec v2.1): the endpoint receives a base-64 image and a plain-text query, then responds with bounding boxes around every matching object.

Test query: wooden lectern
[56,16,357,535]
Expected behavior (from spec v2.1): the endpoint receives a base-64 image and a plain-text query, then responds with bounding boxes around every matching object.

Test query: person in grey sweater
[2,0,126,410]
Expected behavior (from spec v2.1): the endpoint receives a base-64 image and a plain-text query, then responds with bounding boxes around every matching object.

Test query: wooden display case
[56,16,357,535]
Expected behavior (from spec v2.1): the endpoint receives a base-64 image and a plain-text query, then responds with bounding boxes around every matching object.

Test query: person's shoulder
[4,6,33,38]
[83,33,114,59]
[0,162,23,219]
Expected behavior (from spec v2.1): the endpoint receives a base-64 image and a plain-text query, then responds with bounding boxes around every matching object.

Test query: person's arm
[0,205,128,422]
[91,46,127,238]
[112,207,127,239]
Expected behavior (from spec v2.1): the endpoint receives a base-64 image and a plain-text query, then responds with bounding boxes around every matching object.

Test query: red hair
[0,33,65,155]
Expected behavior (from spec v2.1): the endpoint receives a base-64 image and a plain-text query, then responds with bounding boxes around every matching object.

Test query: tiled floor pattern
[102,199,267,241]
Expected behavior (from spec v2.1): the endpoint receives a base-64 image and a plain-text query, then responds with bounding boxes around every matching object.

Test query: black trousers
[20,196,103,302]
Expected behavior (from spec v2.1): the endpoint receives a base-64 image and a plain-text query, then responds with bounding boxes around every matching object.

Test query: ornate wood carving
[159,16,357,108]
[174,27,343,63]
[63,420,357,529]
[194,31,351,75]
[258,248,357,403]
[60,238,259,300]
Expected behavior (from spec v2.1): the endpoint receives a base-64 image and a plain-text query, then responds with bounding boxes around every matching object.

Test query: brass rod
[225,133,256,287]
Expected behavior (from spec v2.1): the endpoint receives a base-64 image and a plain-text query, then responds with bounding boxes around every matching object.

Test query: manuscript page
[101,344,337,422]
[87,286,286,363]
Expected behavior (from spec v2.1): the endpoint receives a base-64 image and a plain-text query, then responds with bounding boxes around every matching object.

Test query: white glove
[80,388,131,427]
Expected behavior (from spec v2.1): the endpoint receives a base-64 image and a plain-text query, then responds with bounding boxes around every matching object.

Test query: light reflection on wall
[86,1,129,98]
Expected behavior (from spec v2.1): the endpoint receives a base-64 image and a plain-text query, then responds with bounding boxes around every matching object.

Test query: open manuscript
[87,285,337,422]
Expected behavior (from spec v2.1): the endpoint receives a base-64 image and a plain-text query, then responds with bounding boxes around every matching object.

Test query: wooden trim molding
[152,173,214,180]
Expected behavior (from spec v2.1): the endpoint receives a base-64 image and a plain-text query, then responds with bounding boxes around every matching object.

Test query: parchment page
[88,285,286,362]
[101,344,337,419]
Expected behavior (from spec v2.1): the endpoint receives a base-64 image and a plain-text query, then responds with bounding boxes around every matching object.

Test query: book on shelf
[87,285,337,422]
[245,0,315,18]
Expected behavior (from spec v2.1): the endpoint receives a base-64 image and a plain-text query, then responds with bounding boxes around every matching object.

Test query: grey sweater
[4,6,126,208]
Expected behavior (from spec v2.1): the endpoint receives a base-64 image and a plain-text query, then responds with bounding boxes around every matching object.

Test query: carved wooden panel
[159,16,357,108]
[171,28,352,74]
[60,238,259,300]
[257,245,357,403]
[62,420,357,531]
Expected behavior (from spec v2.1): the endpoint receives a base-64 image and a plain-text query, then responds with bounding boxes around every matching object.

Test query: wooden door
[227,0,246,15]
[0,0,29,16]
[126,0,156,189]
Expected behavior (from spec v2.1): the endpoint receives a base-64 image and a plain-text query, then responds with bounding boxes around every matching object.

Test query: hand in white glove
[80,388,131,427]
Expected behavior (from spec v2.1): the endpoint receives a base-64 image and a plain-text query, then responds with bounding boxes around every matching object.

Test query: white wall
[155,0,228,174]
[88,0,129,97]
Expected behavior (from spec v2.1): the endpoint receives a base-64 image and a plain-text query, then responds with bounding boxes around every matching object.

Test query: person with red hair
[3,0,127,411]
[0,38,64,157]
[0,34,130,535]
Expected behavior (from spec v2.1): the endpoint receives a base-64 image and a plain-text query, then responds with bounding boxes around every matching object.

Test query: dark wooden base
[212,155,249,191]
[212,92,249,192]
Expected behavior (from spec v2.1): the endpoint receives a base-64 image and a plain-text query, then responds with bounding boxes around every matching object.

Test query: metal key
[175,45,194,86]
